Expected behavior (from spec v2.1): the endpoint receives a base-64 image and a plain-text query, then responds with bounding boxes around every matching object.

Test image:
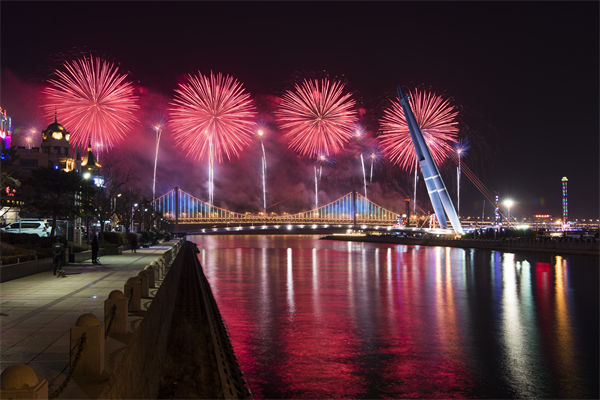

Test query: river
[190,234,598,399]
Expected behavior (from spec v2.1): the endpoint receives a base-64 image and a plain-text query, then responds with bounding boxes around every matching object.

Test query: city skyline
[1,1,598,218]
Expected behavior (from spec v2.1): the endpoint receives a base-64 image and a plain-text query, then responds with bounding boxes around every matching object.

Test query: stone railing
[0,239,184,399]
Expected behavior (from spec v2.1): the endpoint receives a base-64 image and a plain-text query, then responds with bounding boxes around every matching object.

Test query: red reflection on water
[190,236,596,399]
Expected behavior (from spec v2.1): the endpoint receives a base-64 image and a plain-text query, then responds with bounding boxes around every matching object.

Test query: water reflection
[191,235,598,399]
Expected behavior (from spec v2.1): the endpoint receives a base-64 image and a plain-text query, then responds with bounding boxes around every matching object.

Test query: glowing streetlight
[152,124,162,201]
[503,199,515,225]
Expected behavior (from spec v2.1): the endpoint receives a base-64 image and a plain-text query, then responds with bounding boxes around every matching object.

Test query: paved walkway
[0,242,177,394]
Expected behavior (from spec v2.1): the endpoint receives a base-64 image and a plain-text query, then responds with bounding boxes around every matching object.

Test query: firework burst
[42,55,139,149]
[378,90,459,171]
[168,71,257,163]
[276,78,358,158]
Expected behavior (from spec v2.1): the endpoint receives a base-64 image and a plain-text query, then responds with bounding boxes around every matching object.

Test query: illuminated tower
[494,195,500,224]
[396,86,463,235]
[561,177,568,226]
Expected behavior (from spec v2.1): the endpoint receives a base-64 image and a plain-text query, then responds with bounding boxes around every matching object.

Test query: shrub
[0,232,52,248]
[70,242,90,253]
[101,231,129,245]
[0,242,36,265]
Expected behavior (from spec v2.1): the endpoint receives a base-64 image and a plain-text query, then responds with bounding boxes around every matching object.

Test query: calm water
[190,235,599,399]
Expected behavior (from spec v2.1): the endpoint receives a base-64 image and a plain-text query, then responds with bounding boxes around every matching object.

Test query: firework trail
[169,71,257,203]
[454,138,470,216]
[369,153,376,182]
[276,78,357,207]
[42,55,139,150]
[360,153,368,200]
[379,89,459,213]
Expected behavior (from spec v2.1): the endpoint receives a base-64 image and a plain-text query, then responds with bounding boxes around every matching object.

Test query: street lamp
[152,124,162,201]
[503,199,515,225]
[257,129,267,212]
[131,203,138,232]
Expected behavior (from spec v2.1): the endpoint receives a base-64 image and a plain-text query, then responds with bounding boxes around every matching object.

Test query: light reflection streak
[387,247,392,312]
[261,247,269,316]
[312,248,320,317]
[554,255,579,396]
[501,253,530,397]
[374,248,380,288]
[287,247,295,314]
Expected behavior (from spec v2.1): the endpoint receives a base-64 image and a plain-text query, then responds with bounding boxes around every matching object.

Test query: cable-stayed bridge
[152,187,400,227]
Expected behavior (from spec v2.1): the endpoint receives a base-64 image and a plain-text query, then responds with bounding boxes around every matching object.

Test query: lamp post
[131,203,138,232]
[503,199,514,226]
[152,124,162,201]
[257,129,267,213]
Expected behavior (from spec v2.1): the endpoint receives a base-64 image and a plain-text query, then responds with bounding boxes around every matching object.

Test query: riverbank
[0,240,247,399]
[323,234,600,256]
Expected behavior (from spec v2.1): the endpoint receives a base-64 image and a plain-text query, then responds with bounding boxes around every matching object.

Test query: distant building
[0,106,13,157]
[81,139,103,187]
[13,114,78,172]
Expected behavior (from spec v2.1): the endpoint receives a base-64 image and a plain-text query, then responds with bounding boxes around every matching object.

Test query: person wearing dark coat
[91,233,99,264]
[52,239,64,276]
[130,234,138,253]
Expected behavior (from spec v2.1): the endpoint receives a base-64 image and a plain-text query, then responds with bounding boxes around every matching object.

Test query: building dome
[41,113,70,142]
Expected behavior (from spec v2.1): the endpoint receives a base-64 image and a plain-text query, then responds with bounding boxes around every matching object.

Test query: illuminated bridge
[152,187,400,228]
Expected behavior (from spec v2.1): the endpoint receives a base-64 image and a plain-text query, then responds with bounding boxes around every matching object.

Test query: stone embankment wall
[100,241,250,399]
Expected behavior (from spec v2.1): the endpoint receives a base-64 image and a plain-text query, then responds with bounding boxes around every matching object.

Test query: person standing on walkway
[52,238,64,276]
[130,233,138,253]
[91,233,99,264]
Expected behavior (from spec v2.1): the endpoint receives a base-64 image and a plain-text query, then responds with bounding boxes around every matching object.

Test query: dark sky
[1,1,598,219]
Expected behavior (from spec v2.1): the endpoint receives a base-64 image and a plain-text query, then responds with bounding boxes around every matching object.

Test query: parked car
[1,220,50,237]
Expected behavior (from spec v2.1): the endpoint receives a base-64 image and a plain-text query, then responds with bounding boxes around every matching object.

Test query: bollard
[0,364,48,399]
[145,265,156,288]
[124,277,141,312]
[70,313,104,379]
[104,290,128,336]
[158,259,166,279]
[138,270,149,298]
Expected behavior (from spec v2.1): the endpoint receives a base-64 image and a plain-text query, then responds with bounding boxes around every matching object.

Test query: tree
[20,168,96,238]
[114,188,141,233]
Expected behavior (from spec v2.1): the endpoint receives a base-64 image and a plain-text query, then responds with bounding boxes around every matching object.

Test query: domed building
[15,114,78,172]
[40,113,76,171]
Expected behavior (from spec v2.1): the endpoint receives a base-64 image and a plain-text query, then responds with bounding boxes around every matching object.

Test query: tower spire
[54,108,57,123]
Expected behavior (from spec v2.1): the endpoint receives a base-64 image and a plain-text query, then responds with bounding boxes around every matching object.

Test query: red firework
[276,78,358,158]
[42,55,139,150]
[169,71,257,162]
[378,90,459,171]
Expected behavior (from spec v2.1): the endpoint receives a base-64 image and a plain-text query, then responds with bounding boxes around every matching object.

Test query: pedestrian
[130,233,138,253]
[52,238,64,276]
[91,233,99,264]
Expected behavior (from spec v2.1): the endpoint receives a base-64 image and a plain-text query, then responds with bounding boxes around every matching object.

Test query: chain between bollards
[48,332,87,399]
[104,304,117,337]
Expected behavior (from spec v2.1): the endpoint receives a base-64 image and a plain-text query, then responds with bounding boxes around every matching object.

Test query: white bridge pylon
[153,188,399,225]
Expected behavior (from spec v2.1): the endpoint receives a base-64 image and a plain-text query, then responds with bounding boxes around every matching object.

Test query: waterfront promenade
[0,243,177,398]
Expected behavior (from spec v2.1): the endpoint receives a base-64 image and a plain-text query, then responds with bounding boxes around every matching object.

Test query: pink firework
[276,78,358,158]
[169,71,257,162]
[378,89,459,171]
[42,55,139,149]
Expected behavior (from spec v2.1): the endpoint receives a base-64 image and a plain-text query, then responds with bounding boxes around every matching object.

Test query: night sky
[1,1,598,218]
